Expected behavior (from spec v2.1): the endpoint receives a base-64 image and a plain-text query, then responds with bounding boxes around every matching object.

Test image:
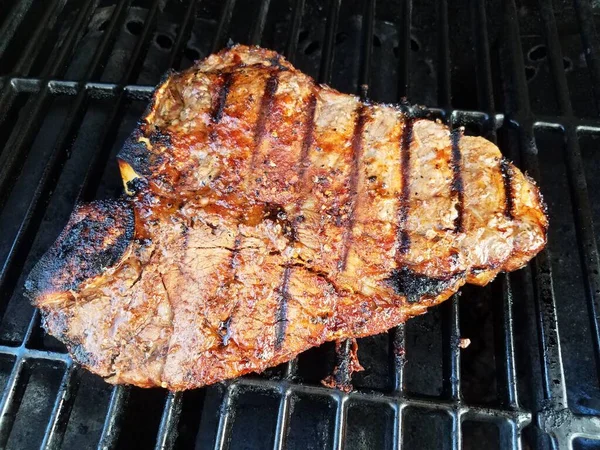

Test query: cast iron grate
[0,0,599,448]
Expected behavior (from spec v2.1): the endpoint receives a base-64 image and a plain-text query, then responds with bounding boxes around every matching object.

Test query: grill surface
[0,0,599,448]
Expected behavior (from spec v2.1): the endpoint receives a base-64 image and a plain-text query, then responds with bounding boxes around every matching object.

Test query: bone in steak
[24,45,548,390]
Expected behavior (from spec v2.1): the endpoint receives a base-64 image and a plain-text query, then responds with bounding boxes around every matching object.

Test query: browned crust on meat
[25,45,547,390]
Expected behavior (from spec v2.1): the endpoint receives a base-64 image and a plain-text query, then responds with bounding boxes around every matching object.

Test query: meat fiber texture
[25,45,548,390]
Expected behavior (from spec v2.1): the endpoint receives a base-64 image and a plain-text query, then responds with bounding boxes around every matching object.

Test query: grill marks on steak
[25,45,548,390]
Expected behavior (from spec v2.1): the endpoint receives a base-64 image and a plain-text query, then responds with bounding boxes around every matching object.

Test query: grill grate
[0,0,600,448]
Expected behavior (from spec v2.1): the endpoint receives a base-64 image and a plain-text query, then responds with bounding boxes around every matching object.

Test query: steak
[25,45,548,390]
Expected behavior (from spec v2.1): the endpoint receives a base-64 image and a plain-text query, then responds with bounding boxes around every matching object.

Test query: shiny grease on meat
[25,45,548,390]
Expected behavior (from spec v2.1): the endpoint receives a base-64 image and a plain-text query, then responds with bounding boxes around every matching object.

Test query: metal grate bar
[0,0,132,319]
[396,0,412,99]
[357,0,375,95]
[436,0,451,108]
[7,0,66,77]
[0,311,43,447]
[318,0,341,85]
[248,0,271,46]
[389,324,406,393]
[504,0,569,400]
[0,358,27,449]
[468,0,521,411]
[272,389,292,450]
[539,0,600,384]
[331,396,348,450]
[0,0,107,209]
[166,0,197,71]
[442,296,462,401]
[213,385,236,450]
[154,391,183,450]
[211,0,236,53]
[40,362,80,450]
[97,385,130,450]
[393,404,403,450]
[78,0,163,202]
[450,409,463,450]
[502,0,583,446]
[284,0,305,64]
[232,377,532,424]
[493,275,521,409]
[0,0,35,58]
[469,0,494,115]
[538,0,573,115]
[572,0,600,113]
[15,76,600,130]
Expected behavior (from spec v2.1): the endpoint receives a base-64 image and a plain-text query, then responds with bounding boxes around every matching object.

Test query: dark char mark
[386,267,463,303]
[339,103,370,272]
[25,200,134,299]
[297,92,318,182]
[450,128,465,233]
[397,117,414,255]
[250,72,280,170]
[211,72,234,124]
[500,157,515,220]
[274,264,292,350]
[273,92,318,349]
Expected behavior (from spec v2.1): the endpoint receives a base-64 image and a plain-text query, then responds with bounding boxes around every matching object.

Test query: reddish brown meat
[25,45,547,390]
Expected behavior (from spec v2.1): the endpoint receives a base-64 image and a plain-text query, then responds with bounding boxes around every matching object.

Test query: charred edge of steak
[25,200,134,301]
[118,127,170,178]
[386,267,464,303]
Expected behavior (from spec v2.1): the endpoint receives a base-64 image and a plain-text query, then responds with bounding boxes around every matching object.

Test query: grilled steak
[25,45,548,390]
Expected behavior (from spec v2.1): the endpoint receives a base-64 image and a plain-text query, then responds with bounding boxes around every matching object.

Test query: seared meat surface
[25,46,547,390]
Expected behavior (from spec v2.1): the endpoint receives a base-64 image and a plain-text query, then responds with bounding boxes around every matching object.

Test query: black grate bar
[357,0,375,94]
[450,409,463,450]
[248,0,272,46]
[539,0,600,384]
[211,0,236,53]
[166,0,197,71]
[97,385,130,450]
[213,385,236,450]
[537,0,573,115]
[154,391,183,450]
[14,76,600,130]
[493,274,521,409]
[231,377,532,424]
[0,358,27,449]
[469,0,494,114]
[396,0,412,99]
[393,404,403,450]
[0,0,104,209]
[318,0,341,85]
[272,389,292,450]
[0,0,131,318]
[436,0,451,108]
[0,0,130,322]
[40,362,80,450]
[78,0,163,202]
[0,0,96,124]
[503,0,569,405]
[0,311,44,447]
[442,296,462,401]
[572,0,600,113]
[389,323,406,393]
[468,0,522,410]
[0,0,35,58]
[7,0,66,77]
[331,396,348,450]
[284,0,305,64]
